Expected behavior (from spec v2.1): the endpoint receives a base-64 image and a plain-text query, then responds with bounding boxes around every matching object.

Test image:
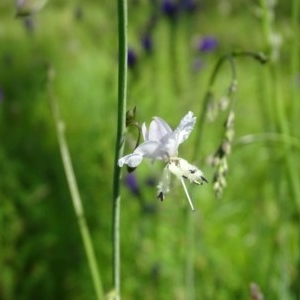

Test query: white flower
[118,111,207,211]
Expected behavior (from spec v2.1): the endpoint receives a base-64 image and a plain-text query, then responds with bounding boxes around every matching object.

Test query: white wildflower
[118,111,207,211]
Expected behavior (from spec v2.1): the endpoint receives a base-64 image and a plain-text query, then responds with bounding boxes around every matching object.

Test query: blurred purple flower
[127,48,138,69]
[125,173,141,196]
[145,176,157,187]
[141,34,153,54]
[161,0,178,19]
[198,36,218,52]
[180,0,199,13]
[0,89,3,103]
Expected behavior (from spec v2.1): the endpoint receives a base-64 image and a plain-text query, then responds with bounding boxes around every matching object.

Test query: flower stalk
[112,0,128,298]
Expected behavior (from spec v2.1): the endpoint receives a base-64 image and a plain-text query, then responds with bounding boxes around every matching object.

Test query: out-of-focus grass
[0,1,299,299]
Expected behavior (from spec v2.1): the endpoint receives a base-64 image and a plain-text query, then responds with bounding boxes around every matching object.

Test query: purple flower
[125,173,141,196]
[161,0,178,19]
[127,48,138,69]
[180,0,199,13]
[0,88,3,103]
[141,34,153,54]
[198,36,218,52]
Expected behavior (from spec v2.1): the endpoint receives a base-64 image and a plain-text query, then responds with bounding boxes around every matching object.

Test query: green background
[0,0,299,299]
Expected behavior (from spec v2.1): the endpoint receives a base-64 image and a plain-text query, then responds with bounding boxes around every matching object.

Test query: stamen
[157,191,164,201]
[180,177,195,212]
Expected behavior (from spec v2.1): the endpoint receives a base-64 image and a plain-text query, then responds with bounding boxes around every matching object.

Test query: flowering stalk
[194,51,267,156]
[112,0,128,298]
[185,50,267,299]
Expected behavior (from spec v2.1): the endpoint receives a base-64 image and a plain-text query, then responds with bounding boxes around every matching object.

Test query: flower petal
[148,117,172,142]
[141,123,148,141]
[135,141,168,160]
[118,153,143,168]
[164,137,179,157]
[157,166,171,200]
[172,111,196,145]
[118,140,168,168]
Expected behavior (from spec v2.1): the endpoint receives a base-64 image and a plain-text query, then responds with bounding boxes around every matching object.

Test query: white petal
[118,153,143,168]
[141,123,148,141]
[157,166,171,200]
[168,157,207,184]
[135,141,168,160]
[172,111,196,145]
[148,117,173,142]
[119,140,168,168]
[164,137,179,157]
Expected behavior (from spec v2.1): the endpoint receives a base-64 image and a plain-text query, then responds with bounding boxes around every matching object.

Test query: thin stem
[180,178,195,212]
[235,133,300,152]
[47,67,104,300]
[259,2,300,297]
[291,0,300,137]
[193,51,266,157]
[189,49,267,299]
[112,0,128,299]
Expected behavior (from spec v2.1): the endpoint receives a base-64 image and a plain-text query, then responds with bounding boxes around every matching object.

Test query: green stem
[112,0,128,299]
[260,0,300,211]
[291,0,300,137]
[188,50,267,299]
[193,54,228,156]
[193,51,266,157]
[259,2,300,298]
[47,67,104,300]
[235,133,300,152]
[290,2,300,296]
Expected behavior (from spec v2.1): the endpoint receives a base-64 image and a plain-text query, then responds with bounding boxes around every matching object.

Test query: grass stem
[47,67,104,300]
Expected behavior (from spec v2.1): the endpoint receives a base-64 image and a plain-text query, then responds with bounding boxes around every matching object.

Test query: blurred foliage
[0,0,299,299]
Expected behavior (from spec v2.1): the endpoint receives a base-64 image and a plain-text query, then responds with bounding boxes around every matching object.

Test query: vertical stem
[290,2,300,296]
[189,50,265,299]
[260,1,300,298]
[47,67,104,300]
[113,0,128,299]
[291,0,300,137]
